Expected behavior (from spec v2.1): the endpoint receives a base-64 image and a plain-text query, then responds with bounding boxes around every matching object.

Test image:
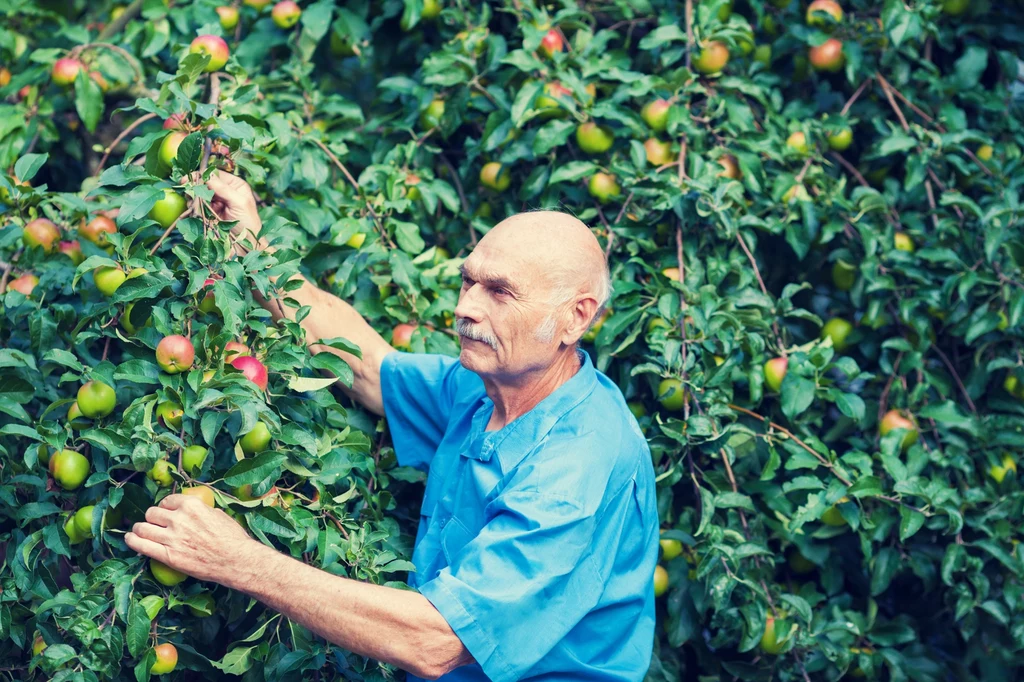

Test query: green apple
[94,266,127,297]
[148,458,176,487]
[821,317,853,352]
[149,189,187,228]
[182,444,209,473]
[239,422,272,455]
[78,380,116,418]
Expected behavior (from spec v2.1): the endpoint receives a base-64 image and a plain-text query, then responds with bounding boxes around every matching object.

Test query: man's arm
[206,171,394,415]
[125,495,476,679]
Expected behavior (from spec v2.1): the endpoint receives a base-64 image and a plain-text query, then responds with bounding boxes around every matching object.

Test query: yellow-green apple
[763,357,788,392]
[479,162,511,191]
[156,401,183,429]
[182,445,208,473]
[149,189,187,228]
[148,458,176,487]
[182,485,215,507]
[78,380,116,418]
[658,378,687,411]
[879,409,918,451]
[271,1,301,28]
[644,138,673,166]
[239,422,272,455]
[588,172,621,204]
[641,99,672,132]
[653,565,669,597]
[576,122,614,154]
[821,317,853,351]
[216,6,239,30]
[786,131,810,155]
[49,449,90,490]
[94,266,126,297]
[693,41,729,74]
[150,559,186,586]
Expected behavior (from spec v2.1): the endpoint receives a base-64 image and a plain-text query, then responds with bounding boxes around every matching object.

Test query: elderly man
[125,171,660,681]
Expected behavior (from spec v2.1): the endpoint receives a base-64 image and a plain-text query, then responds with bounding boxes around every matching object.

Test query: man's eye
[494,288,509,297]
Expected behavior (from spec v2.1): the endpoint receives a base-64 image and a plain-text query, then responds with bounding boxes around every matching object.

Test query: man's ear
[563,296,601,345]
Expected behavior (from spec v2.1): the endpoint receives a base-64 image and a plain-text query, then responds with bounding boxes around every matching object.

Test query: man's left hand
[125,493,261,586]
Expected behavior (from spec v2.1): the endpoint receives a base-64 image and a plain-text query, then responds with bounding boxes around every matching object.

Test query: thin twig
[932,346,978,415]
[727,404,853,486]
[304,133,397,250]
[440,153,475,246]
[840,77,872,116]
[675,226,689,380]
[97,0,143,40]
[0,249,22,294]
[95,113,158,176]
[684,0,694,69]
[876,74,910,133]
[735,232,784,354]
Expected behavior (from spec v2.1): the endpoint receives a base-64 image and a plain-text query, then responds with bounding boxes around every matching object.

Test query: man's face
[453,239,561,381]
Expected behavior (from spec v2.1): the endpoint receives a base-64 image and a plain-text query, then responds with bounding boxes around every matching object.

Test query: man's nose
[454,285,484,323]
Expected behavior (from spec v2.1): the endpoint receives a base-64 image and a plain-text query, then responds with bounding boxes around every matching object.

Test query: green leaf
[898,506,926,542]
[781,375,815,420]
[393,220,425,254]
[116,185,164,226]
[126,601,151,657]
[14,153,48,182]
[74,69,104,133]
[223,452,287,487]
[175,132,203,174]
[549,161,596,185]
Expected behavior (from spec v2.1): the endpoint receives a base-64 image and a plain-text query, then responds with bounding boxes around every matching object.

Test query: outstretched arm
[207,171,395,415]
[126,495,475,679]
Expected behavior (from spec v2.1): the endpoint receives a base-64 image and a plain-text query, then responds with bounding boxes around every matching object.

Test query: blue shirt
[380,349,659,682]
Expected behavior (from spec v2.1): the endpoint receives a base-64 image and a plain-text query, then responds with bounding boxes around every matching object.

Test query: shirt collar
[465,350,597,472]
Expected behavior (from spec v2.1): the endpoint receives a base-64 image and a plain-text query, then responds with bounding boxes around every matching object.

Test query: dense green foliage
[1,0,1023,680]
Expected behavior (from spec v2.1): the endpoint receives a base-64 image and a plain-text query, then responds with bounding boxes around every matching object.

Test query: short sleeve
[417,490,606,682]
[380,352,464,471]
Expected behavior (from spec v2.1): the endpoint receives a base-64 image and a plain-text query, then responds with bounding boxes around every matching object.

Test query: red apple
[156,335,195,374]
[392,323,418,350]
[539,29,564,58]
[189,35,230,73]
[224,341,249,362]
[163,113,187,131]
[58,240,85,265]
[809,39,844,72]
[79,215,117,246]
[231,355,268,391]
[806,0,843,29]
[51,58,84,87]
[271,1,301,29]
[9,273,38,296]
[23,218,61,253]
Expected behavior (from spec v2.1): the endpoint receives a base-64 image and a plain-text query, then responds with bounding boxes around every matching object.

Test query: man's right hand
[207,170,263,247]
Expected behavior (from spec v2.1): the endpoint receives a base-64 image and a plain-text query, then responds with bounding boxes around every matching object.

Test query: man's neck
[483,349,582,431]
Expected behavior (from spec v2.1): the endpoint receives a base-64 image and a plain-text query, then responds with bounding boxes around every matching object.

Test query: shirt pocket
[440,515,475,564]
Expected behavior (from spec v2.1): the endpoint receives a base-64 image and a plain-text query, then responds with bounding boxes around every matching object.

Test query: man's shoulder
[514,381,649,506]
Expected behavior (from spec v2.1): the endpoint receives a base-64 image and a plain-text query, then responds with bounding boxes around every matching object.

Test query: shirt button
[440,517,448,528]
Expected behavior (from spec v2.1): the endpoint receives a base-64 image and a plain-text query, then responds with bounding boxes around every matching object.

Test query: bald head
[481,211,611,315]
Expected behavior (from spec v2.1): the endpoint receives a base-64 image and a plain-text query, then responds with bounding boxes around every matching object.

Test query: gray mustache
[455,318,498,350]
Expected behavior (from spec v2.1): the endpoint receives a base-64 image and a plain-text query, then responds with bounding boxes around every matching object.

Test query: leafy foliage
[1,0,1023,680]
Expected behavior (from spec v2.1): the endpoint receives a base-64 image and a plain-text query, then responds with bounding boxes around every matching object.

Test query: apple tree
[1,0,1023,680]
